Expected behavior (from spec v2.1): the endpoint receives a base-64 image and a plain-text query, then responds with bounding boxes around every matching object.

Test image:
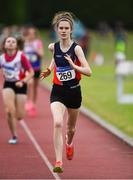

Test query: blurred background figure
[0,26,11,54]
[91,21,111,66]
[23,25,44,117]
[72,18,90,57]
[97,21,111,37]
[114,21,127,65]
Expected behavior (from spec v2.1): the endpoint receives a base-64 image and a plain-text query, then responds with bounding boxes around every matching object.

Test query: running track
[0,74,133,179]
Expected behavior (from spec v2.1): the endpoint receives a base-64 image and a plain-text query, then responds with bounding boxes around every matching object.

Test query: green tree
[0,0,27,25]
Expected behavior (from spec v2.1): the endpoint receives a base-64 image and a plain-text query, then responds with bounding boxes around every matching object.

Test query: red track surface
[0,75,133,179]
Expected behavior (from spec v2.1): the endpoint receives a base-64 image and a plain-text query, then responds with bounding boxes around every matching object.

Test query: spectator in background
[72,18,90,56]
[114,21,127,65]
[97,21,111,37]
[23,26,44,117]
[91,21,111,66]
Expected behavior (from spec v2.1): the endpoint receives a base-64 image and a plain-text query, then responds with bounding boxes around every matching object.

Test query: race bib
[3,69,18,79]
[56,66,75,81]
[26,54,38,62]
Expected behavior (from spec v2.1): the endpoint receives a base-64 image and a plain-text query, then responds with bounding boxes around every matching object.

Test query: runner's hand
[64,54,75,68]
[40,68,51,80]
[15,81,25,88]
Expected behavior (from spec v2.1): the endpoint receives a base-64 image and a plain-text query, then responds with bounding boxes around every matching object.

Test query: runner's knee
[54,121,63,128]
[17,111,25,121]
[5,106,15,115]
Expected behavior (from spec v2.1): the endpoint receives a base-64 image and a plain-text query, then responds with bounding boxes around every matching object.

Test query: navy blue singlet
[53,42,81,87]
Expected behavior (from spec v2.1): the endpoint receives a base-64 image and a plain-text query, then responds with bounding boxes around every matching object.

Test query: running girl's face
[4,37,17,50]
[28,28,36,40]
[57,21,72,40]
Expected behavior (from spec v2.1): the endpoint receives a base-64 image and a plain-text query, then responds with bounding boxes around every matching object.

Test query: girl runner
[40,11,92,173]
[24,26,44,117]
[0,35,34,144]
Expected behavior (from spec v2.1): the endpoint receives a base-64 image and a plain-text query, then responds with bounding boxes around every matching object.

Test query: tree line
[0,0,133,29]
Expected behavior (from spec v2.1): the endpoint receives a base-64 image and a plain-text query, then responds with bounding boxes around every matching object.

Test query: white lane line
[20,120,61,180]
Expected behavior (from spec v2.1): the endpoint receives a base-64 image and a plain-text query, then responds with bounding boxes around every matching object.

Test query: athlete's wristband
[46,68,51,74]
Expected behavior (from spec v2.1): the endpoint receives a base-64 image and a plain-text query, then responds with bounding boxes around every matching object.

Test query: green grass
[41,30,133,137]
[81,65,133,137]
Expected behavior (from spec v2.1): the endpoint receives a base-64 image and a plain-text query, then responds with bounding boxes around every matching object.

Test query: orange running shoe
[65,135,74,160]
[53,161,63,173]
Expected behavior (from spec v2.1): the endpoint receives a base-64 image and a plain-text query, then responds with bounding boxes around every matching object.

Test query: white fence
[116,61,133,104]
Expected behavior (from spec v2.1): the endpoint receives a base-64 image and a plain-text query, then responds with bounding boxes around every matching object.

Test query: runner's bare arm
[36,46,44,58]
[16,68,34,87]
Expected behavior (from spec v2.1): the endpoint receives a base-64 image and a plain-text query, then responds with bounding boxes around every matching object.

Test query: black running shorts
[3,81,27,94]
[34,70,41,79]
[50,84,82,109]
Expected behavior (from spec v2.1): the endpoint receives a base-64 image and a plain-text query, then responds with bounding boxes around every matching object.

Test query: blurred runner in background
[23,26,44,117]
[0,35,34,144]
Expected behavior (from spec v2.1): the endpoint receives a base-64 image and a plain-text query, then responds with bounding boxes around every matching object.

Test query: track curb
[80,106,133,147]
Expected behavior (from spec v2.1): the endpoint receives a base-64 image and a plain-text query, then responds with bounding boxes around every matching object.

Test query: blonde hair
[52,11,75,30]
